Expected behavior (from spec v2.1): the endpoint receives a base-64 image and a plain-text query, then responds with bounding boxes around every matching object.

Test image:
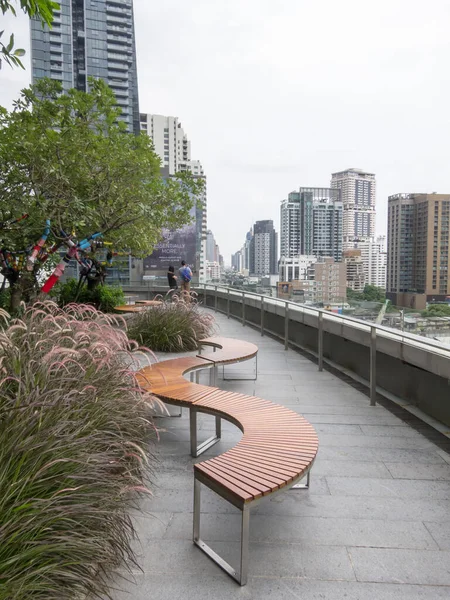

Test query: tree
[422,304,450,317]
[346,287,364,301]
[0,78,203,310]
[362,285,386,302]
[1,0,59,68]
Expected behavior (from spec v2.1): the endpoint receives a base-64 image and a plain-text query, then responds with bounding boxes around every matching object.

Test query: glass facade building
[280,188,343,262]
[30,0,140,134]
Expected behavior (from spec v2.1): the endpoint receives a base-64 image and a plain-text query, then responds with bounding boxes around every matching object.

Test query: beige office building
[295,257,346,304]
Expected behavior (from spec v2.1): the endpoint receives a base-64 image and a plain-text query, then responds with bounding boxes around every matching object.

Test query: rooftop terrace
[111,309,450,600]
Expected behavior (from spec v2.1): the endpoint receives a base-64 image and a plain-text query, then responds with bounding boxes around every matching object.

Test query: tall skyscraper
[30,0,140,134]
[280,188,343,262]
[387,193,450,306]
[330,168,376,249]
[250,220,278,276]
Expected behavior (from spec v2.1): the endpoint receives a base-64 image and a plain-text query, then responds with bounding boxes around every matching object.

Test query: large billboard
[143,205,197,272]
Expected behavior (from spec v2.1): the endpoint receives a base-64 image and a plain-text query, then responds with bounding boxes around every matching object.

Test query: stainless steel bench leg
[193,476,250,585]
[189,408,221,458]
[222,355,258,382]
[291,470,311,489]
[240,506,250,585]
[209,365,218,386]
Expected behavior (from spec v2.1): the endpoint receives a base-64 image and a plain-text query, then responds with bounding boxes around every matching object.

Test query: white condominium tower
[139,114,191,175]
[330,168,376,249]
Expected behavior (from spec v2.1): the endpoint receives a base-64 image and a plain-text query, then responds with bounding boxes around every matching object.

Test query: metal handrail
[195,283,450,359]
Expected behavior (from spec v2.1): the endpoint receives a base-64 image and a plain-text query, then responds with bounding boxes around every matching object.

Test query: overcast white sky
[2,0,450,262]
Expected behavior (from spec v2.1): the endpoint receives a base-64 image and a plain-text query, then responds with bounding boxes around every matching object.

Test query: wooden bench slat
[213,454,294,486]
[195,463,262,501]
[210,456,286,490]
[198,460,272,495]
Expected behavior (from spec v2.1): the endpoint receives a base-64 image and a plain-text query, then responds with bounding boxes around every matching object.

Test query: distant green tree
[422,304,450,317]
[346,287,364,301]
[1,0,59,68]
[362,285,386,302]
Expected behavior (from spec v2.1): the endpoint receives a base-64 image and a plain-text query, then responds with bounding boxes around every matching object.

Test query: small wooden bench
[137,337,318,585]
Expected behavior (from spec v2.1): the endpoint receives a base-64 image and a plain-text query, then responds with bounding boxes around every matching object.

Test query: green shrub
[0,301,160,599]
[0,288,10,311]
[56,278,125,312]
[128,294,215,352]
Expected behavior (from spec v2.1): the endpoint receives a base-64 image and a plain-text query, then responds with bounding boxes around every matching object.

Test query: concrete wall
[198,288,450,428]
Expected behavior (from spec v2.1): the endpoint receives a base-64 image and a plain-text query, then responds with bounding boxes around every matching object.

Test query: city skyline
[2,1,450,260]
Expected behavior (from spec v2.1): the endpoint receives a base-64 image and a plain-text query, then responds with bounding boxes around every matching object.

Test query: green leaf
[6,32,14,52]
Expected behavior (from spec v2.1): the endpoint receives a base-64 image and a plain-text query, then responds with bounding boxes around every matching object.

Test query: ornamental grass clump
[127,293,215,352]
[0,301,160,600]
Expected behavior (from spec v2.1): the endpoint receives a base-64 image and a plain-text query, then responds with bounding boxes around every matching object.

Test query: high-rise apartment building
[330,168,376,249]
[387,193,450,306]
[280,188,343,262]
[231,251,243,272]
[139,114,191,174]
[206,230,217,262]
[30,0,140,134]
[250,220,278,276]
[358,235,387,289]
[344,249,366,292]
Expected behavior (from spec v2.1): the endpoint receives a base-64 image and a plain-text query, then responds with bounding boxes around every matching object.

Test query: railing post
[284,301,289,350]
[214,286,218,312]
[242,291,246,326]
[260,295,265,336]
[318,311,324,371]
[370,325,377,406]
[227,288,230,319]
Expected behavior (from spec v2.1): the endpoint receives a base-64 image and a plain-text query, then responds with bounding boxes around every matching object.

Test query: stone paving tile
[316,433,436,450]
[164,512,438,550]
[385,462,450,480]
[211,542,356,580]
[312,458,393,478]
[301,412,409,425]
[423,521,450,550]
[110,309,450,599]
[326,476,450,498]
[360,425,435,438]
[256,493,450,522]
[319,446,447,464]
[349,546,450,585]
[281,580,450,600]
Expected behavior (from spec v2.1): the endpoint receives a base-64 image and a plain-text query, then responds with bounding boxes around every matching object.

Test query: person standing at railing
[167,265,178,291]
[179,260,192,301]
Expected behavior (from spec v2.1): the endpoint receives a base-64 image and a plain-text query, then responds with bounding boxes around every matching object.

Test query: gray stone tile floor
[110,310,450,599]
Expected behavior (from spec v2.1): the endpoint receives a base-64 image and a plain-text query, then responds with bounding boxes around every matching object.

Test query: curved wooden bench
[115,304,146,313]
[197,336,258,383]
[137,338,258,457]
[137,337,319,585]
